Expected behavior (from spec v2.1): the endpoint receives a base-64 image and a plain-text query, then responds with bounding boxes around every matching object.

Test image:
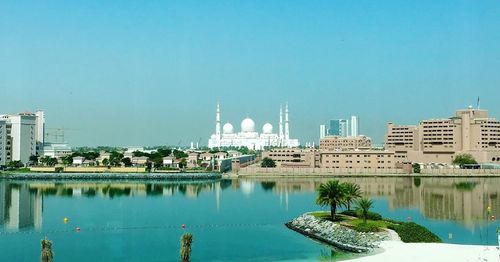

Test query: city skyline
[2,1,500,146]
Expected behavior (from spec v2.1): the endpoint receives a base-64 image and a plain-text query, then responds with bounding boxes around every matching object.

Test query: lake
[1,176,499,261]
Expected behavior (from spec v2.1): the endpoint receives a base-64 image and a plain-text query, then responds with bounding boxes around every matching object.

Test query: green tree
[452,154,478,167]
[412,163,421,173]
[356,198,374,224]
[102,158,109,166]
[7,160,23,168]
[60,155,73,166]
[342,182,362,211]
[316,180,346,221]
[29,155,39,165]
[109,151,124,167]
[121,157,132,167]
[179,158,187,169]
[261,157,276,168]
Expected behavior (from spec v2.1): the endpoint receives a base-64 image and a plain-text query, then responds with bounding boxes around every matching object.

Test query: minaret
[285,103,290,147]
[216,103,221,141]
[279,105,284,146]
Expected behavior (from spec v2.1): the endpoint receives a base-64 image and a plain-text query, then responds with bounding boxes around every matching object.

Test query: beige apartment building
[262,147,397,169]
[385,107,500,164]
[320,151,395,169]
[319,135,372,151]
[262,148,319,168]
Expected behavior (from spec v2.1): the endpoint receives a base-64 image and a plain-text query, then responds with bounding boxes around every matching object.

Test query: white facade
[319,124,326,139]
[0,114,36,164]
[35,111,45,155]
[350,116,358,137]
[208,103,299,150]
[42,142,72,158]
[0,120,7,165]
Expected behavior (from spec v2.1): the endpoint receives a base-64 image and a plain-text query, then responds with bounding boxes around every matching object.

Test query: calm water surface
[1,176,499,261]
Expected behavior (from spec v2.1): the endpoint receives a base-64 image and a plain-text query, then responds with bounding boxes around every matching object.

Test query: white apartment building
[0,113,37,165]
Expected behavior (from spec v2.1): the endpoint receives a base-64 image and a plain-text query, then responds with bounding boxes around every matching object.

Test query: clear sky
[1,0,499,146]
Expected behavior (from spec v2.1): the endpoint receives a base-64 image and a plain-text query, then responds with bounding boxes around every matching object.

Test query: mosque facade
[208,103,300,150]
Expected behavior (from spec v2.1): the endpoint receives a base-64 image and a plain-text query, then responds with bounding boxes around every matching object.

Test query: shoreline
[0,172,222,181]
[349,241,499,262]
[233,173,500,178]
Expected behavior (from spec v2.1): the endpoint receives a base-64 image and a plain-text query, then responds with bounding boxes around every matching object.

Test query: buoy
[63,217,69,224]
[181,224,186,229]
[75,227,80,232]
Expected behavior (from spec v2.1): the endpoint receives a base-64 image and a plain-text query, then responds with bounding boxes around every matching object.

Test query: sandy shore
[350,241,499,262]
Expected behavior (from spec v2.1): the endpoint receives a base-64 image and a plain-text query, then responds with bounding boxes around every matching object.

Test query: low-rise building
[72,156,85,166]
[42,143,72,159]
[131,156,148,166]
[385,107,500,164]
[262,148,319,168]
[320,150,396,169]
[320,135,372,151]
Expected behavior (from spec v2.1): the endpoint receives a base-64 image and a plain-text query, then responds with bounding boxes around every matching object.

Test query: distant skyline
[1,1,499,146]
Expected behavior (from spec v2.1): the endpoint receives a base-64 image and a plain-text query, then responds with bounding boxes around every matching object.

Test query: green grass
[309,211,349,222]
[310,210,441,240]
[387,222,442,243]
[348,219,390,232]
[4,168,31,173]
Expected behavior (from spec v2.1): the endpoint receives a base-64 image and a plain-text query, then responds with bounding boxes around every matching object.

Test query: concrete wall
[239,167,405,175]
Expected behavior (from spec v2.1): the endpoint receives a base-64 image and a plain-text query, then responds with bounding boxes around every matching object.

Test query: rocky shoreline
[0,172,222,181]
[286,214,388,253]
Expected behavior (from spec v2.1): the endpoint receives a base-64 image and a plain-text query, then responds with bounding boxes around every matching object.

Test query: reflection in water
[0,182,43,231]
[250,177,500,227]
[1,177,499,232]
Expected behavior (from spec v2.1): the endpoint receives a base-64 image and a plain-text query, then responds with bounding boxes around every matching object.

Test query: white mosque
[208,103,300,150]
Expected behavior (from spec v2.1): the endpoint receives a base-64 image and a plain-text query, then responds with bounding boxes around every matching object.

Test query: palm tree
[342,182,362,211]
[41,237,53,262]
[356,198,374,224]
[180,233,193,262]
[316,180,346,221]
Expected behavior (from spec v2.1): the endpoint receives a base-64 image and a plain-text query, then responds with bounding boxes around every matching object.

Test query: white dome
[241,118,255,132]
[262,123,273,134]
[223,123,234,134]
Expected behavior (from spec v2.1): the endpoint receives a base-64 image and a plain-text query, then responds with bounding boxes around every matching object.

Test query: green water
[0,176,499,261]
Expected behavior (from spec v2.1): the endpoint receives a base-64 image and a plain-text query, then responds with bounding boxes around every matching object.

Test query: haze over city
[2,0,499,146]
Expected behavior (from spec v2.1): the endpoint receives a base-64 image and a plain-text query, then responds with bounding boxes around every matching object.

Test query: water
[0,176,499,261]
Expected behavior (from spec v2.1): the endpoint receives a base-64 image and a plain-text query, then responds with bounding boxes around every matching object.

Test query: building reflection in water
[1,177,499,230]
[248,177,500,227]
[0,182,43,231]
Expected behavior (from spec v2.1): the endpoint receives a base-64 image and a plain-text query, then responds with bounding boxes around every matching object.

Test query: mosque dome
[223,123,234,134]
[262,123,273,134]
[241,118,255,132]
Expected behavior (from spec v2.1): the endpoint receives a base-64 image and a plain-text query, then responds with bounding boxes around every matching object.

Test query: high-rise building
[0,113,37,165]
[319,124,327,139]
[35,111,45,155]
[328,119,349,137]
[0,120,7,166]
[350,116,358,137]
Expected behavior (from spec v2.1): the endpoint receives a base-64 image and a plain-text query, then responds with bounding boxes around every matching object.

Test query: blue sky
[1,0,499,146]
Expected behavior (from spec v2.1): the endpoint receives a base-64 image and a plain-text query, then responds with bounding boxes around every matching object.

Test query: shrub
[353,221,381,232]
[388,222,441,243]
[340,210,382,221]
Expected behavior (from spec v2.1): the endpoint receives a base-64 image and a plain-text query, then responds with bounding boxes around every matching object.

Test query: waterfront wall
[420,168,500,175]
[30,166,147,173]
[2,172,222,180]
[236,167,500,176]
[238,167,406,175]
